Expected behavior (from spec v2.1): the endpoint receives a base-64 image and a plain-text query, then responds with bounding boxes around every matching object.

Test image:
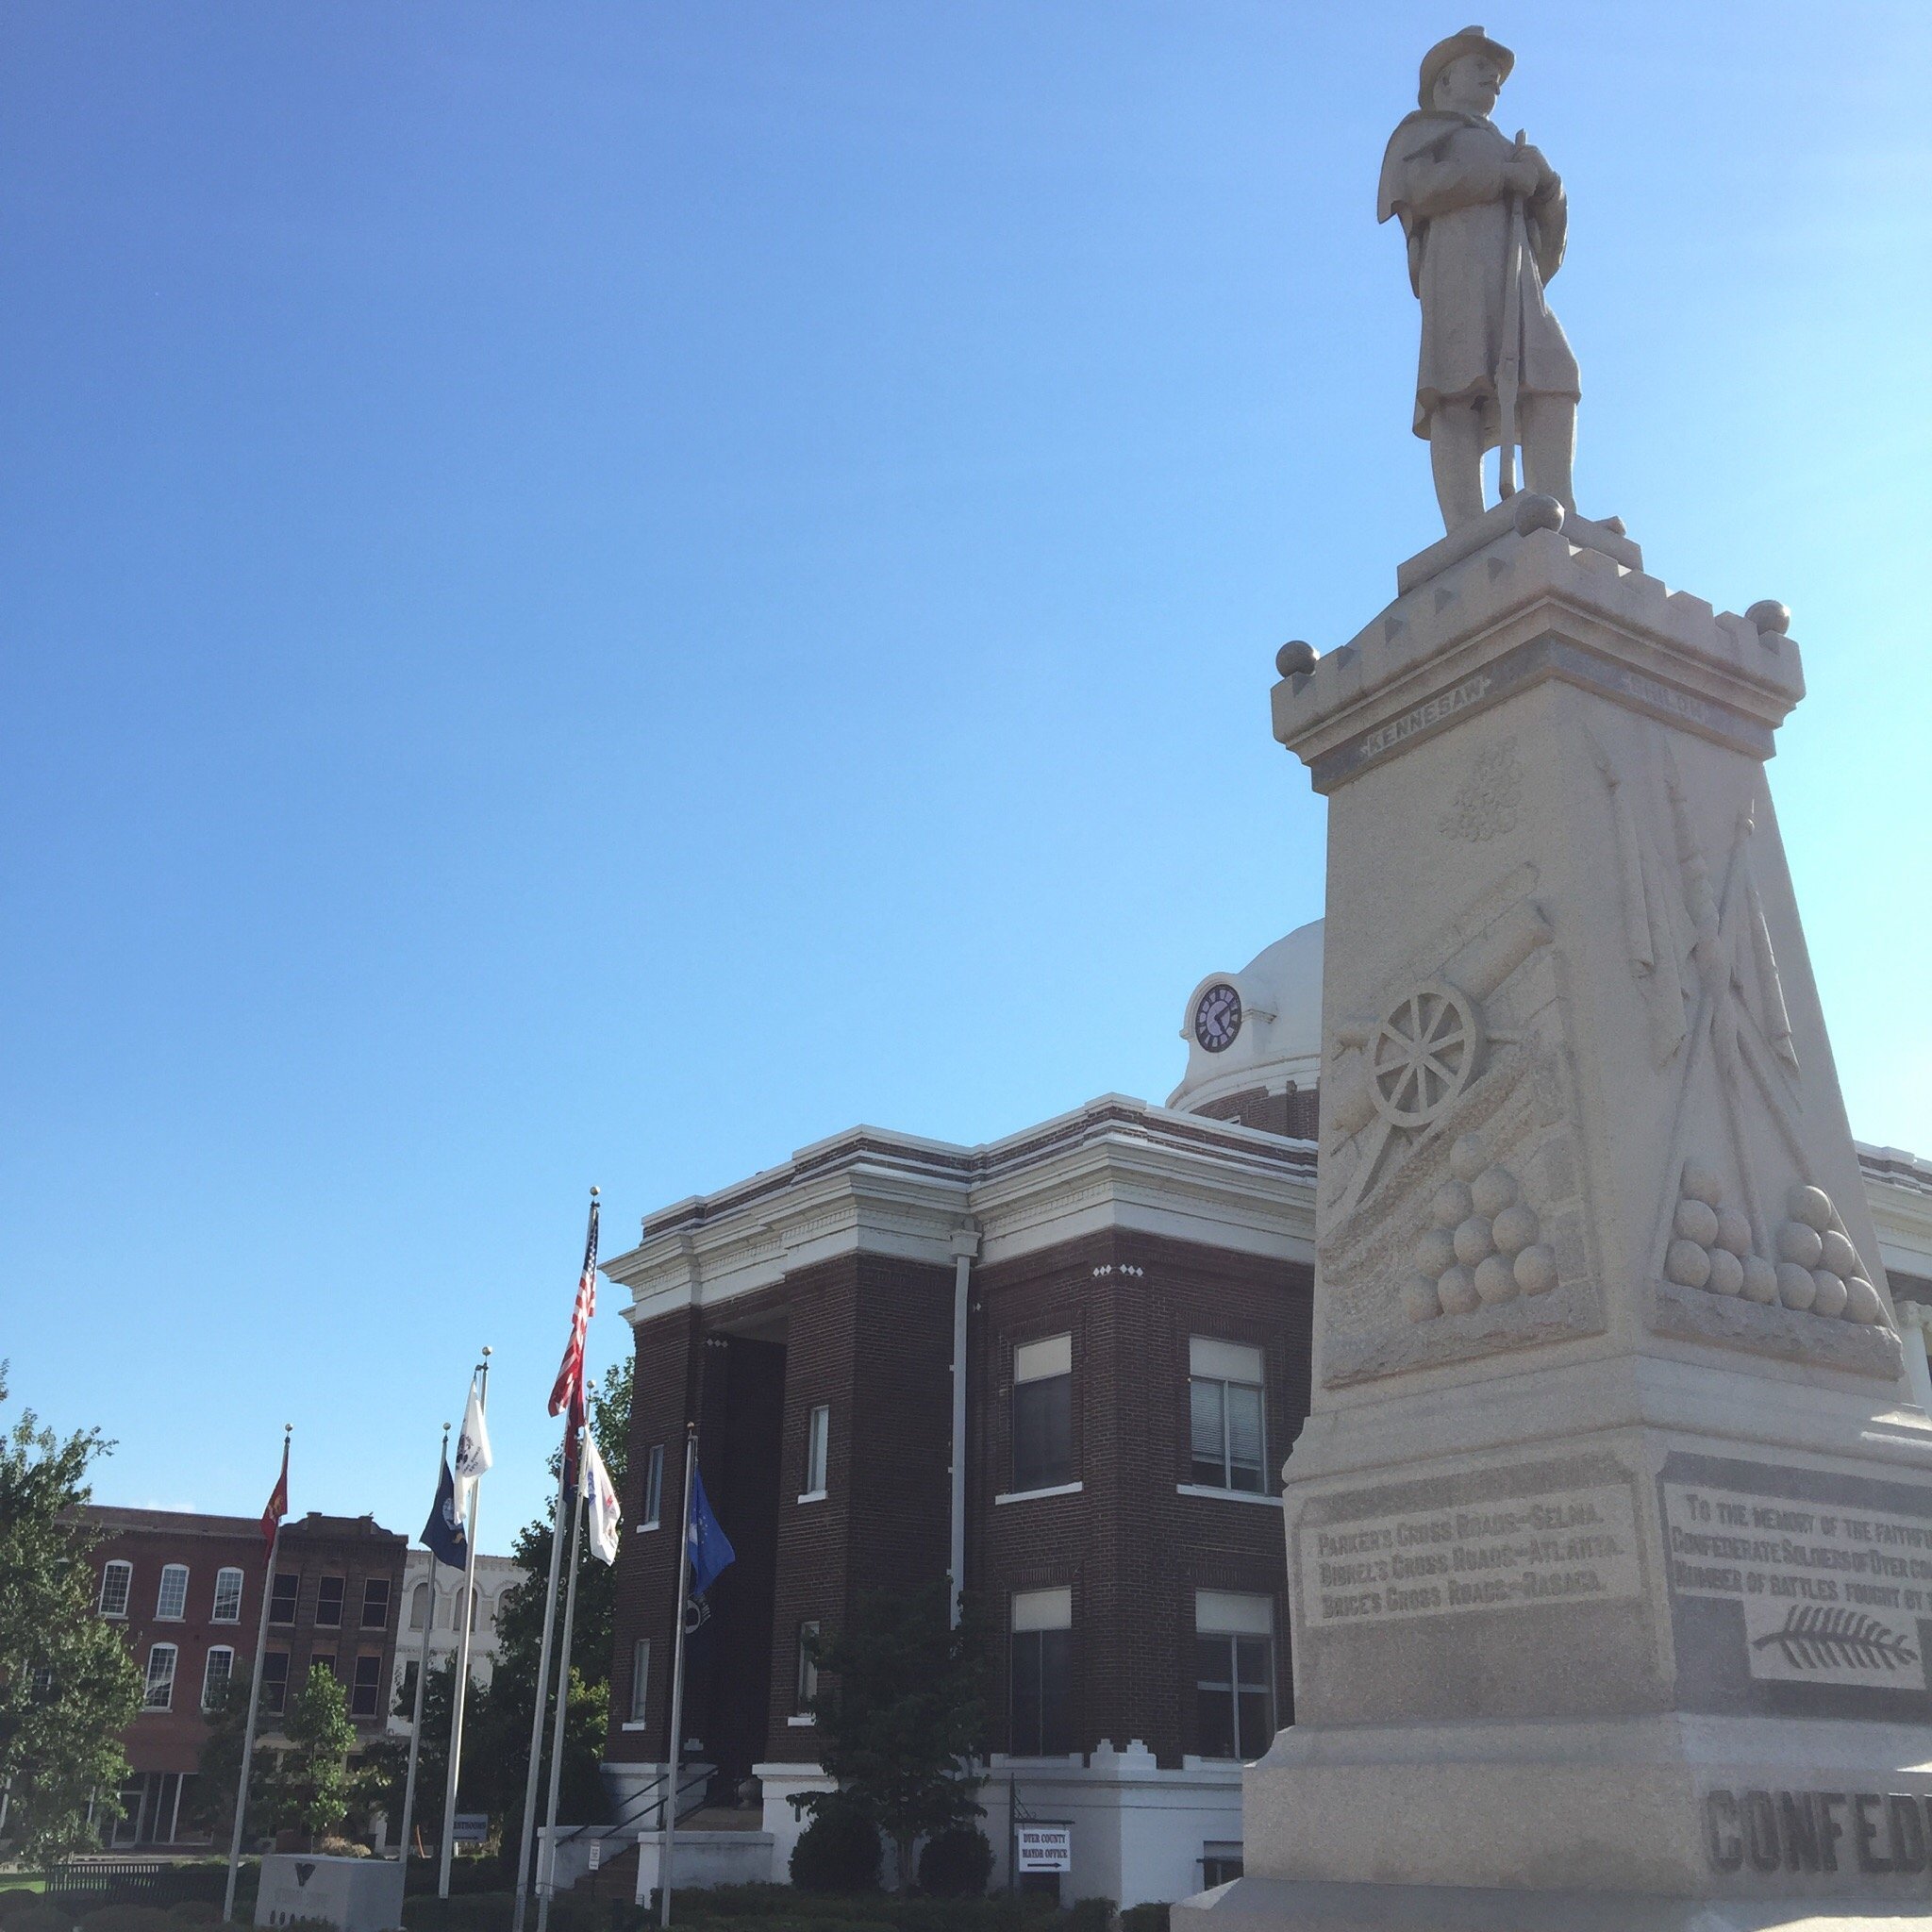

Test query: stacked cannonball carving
[1401,1133,1557,1324]
[1662,1161,1885,1325]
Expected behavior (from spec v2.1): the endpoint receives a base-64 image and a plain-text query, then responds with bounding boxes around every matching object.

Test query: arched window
[409,1581,430,1631]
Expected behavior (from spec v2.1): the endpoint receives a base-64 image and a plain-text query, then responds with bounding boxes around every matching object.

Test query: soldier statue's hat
[1418,25,1514,108]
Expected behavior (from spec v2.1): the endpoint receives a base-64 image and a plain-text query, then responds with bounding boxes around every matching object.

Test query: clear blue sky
[4,4,1928,1547]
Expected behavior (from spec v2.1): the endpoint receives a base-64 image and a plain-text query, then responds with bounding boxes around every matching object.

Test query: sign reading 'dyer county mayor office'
[1301,1480,1641,1627]
[1663,1479,1932,1690]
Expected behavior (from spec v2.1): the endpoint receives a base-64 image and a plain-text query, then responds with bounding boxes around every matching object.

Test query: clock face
[1194,983,1242,1053]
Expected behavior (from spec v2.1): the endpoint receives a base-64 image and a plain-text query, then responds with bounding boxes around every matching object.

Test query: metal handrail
[555,1765,709,1848]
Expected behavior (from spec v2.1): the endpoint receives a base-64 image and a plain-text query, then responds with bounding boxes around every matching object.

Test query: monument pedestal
[1176,505,1932,1931]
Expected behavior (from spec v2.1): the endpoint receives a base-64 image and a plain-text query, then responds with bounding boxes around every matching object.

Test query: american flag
[549,1192,600,1438]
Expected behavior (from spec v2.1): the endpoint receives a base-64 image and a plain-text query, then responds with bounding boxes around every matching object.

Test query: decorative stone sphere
[1674,1198,1721,1247]
[1665,1240,1713,1290]
[1491,1203,1540,1257]
[1437,1264,1481,1316]
[1470,1166,1518,1218]
[1514,1243,1558,1295]
[1707,1248,1745,1297]
[1454,1215,1497,1267]
[1844,1275,1884,1325]
[1788,1185,1834,1232]
[1448,1134,1489,1184]
[1415,1227,1459,1278]
[1474,1255,1519,1305]
[1714,1207,1753,1257]
[1821,1229,1859,1279]
[1745,598,1791,636]
[1432,1180,1474,1228]
[1810,1271,1848,1320]
[1776,1261,1818,1311]
[1776,1220,1824,1269]
[1275,640,1318,679]
[1741,1256,1780,1305]
[1402,1274,1443,1324]
[1679,1160,1724,1208]
[1513,492,1565,537]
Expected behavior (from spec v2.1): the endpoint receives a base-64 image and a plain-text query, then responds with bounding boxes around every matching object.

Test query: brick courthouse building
[596,922,1932,1907]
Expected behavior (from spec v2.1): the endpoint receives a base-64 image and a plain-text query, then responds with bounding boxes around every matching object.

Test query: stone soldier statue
[1378,26,1580,531]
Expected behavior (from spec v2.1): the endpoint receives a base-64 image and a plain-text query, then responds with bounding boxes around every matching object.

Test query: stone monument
[1175,28,1932,1932]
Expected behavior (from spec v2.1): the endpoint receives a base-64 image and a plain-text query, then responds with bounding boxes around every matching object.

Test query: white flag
[453,1374,493,1519]
[583,1428,622,1566]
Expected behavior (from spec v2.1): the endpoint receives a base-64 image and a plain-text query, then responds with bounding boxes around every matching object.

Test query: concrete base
[1174,1874,1932,1931]
[254,1854,405,1932]
[632,1828,775,1900]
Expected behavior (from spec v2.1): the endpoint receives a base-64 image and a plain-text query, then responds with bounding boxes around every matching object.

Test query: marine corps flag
[260,1434,290,1549]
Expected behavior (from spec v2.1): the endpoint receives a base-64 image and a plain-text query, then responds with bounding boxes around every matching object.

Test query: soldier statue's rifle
[1494,127,1529,498]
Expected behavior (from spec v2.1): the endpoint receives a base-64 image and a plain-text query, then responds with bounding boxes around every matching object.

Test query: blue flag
[687,1464,736,1601]
[422,1452,470,1570]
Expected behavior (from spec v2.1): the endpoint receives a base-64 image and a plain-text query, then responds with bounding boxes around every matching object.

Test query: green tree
[801,1582,988,1892]
[0,1365,142,1862]
[190,1673,275,1840]
[481,1358,628,1845]
[266,1666,358,1847]
[359,1657,462,1852]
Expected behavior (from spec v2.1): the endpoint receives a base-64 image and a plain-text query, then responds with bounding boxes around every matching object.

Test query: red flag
[261,1435,290,1549]
[549,1193,601,1424]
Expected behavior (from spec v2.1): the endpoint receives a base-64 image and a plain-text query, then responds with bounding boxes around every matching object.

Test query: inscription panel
[1302,1481,1641,1628]
[1664,1480,1930,1690]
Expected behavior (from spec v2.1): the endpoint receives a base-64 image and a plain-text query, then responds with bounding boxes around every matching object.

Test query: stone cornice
[1862,1142,1932,1281]
[605,1096,1317,1324]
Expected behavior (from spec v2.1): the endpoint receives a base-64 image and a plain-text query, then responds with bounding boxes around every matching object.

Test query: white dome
[1167,920,1324,1114]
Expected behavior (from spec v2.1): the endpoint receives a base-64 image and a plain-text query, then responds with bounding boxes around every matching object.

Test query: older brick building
[85,1507,407,1847]
[596,921,1932,1907]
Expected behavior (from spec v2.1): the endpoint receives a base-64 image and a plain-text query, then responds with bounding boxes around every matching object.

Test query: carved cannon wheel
[1368,981,1482,1129]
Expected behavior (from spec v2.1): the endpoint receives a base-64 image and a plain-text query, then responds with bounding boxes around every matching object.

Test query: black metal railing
[556,1766,709,1850]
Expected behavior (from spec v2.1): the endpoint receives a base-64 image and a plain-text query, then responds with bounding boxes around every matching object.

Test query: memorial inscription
[1664,1481,1932,1689]
[1302,1480,1640,1627]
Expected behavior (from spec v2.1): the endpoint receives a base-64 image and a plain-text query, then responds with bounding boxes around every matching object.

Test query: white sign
[1663,1481,1930,1689]
[1017,1825,1071,1873]
[452,1813,489,1844]
[1301,1483,1642,1627]
[587,1840,603,1874]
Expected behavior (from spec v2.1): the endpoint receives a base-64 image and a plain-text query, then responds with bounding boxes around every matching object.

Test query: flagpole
[439,1350,491,1899]
[659,1424,698,1931]
[536,1459,590,1932]
[512,1451,572,1932]
[224,1424,290,1924]
[395,1424,449,1874]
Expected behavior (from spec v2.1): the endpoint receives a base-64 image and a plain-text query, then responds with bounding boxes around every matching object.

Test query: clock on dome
[1193,982,1242,1053]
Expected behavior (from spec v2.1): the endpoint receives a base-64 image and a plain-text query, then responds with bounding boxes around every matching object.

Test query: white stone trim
[1176,1483,1284,1508]
[994,1481,1084,1506]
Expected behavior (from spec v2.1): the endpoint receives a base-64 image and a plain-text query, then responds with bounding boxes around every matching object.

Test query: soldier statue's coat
[1377,108,1580,444]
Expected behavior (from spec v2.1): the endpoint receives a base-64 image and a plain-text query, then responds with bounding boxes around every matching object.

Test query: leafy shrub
[401,1892,515,1932]
[317,1837,371,1858]
[1,1905,66,1932]
[167,1906,222,1927]
[916,1827,993,1898]
[1118,1907,1168,1932]
[790,1797,882,1894]
[75,1907,175,1932]
[1065,1900,1114,1932]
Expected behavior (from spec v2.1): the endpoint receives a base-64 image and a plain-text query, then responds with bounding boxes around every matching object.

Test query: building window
[803,1406,829,1498]
[1009,1588,1073,1757]
[260,1651,290,1714]
[629,1639,650,1724]
[142,1644,178,1711]
[309,1652,338,1684]
[269,1573,298,1624]
[99,1560,133,1620]
[156,1564,190,1622]
[361,1577,391,1628]
[641,1444,664,1528]
[212,1567,244,1624]
[1189,1338,1266,1493]
[1202,1843,1245,1888]
[314,1576,344,1628]
[795,1621,821,1712]
[203,1646,236,1710]
[1011,1335,1074,1492]
[1194,1591,1274,1761]
[351,1655,383,1718]
[408,1580,431,1631]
